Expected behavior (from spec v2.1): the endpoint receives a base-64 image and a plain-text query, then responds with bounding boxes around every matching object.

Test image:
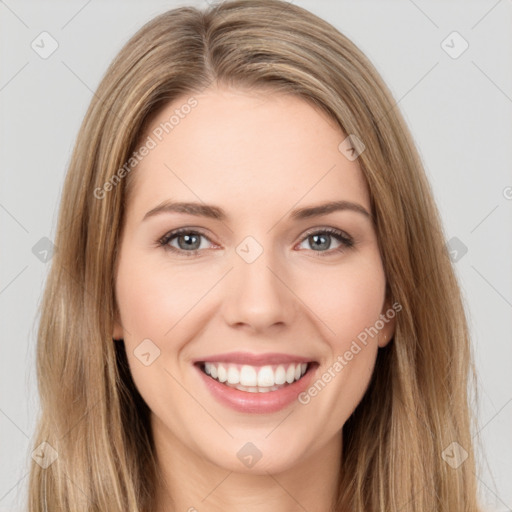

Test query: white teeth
[257,365,274,387]
[227,366,240,384]
[240,365,257,387]
[217,364,227,382]
[275,365,286,385]
[202,361,309,391]
[285,365,296,384]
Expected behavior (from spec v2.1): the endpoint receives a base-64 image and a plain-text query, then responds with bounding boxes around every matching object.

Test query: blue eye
[159,229,211,255]
[158,227,354,257]
[298,227,354,256]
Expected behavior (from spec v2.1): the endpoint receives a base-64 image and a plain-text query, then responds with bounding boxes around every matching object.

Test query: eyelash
[157,227,354,258]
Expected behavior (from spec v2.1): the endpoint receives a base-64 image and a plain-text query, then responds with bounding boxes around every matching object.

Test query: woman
[29,0,481,510]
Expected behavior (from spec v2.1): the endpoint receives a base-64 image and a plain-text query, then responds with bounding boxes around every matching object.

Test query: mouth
[195,361,316,393]
[193,351,319,413]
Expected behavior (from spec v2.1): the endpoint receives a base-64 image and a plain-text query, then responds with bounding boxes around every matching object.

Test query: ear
[377,295,398,348]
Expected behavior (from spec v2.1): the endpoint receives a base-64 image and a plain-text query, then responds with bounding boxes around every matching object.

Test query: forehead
[126,86,371,220]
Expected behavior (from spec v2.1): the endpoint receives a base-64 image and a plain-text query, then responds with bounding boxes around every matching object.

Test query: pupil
[311,234,329,251]
[180,234,199,250]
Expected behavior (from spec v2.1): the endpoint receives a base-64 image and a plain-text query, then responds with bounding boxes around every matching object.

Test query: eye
[158,228,214,256]
[296,227,354,256]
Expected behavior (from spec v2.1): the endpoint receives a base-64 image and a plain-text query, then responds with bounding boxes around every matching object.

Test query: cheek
[297,254,387,344]
[115,250,215,340]
[115,251,204,424]
[306,343,378,433]
[299,274,384,427]
[294,255,385,415]
[114,250,221,406]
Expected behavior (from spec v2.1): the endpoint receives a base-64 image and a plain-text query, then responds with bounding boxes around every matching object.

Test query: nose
[220,242,297,333]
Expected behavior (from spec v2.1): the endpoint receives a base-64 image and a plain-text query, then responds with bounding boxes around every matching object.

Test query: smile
[200,362,309,392]
[194,354,318,414]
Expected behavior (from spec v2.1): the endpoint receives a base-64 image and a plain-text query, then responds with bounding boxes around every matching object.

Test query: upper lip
[194,352,315,366]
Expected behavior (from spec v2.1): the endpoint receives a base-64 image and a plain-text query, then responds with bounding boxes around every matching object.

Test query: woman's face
[113,86,395,474]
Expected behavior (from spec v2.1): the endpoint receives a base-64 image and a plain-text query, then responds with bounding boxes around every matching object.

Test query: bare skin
[113,85,395,512]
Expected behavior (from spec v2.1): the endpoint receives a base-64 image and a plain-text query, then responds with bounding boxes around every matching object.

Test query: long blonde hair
[29,1,481,510]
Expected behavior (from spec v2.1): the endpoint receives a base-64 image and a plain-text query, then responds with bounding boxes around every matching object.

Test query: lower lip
[195,363,317,414]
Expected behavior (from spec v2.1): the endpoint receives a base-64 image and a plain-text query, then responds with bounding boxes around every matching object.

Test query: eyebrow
[142,199,372,222]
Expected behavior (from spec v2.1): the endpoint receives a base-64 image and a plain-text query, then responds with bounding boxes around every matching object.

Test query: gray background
[1,0,511,510]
